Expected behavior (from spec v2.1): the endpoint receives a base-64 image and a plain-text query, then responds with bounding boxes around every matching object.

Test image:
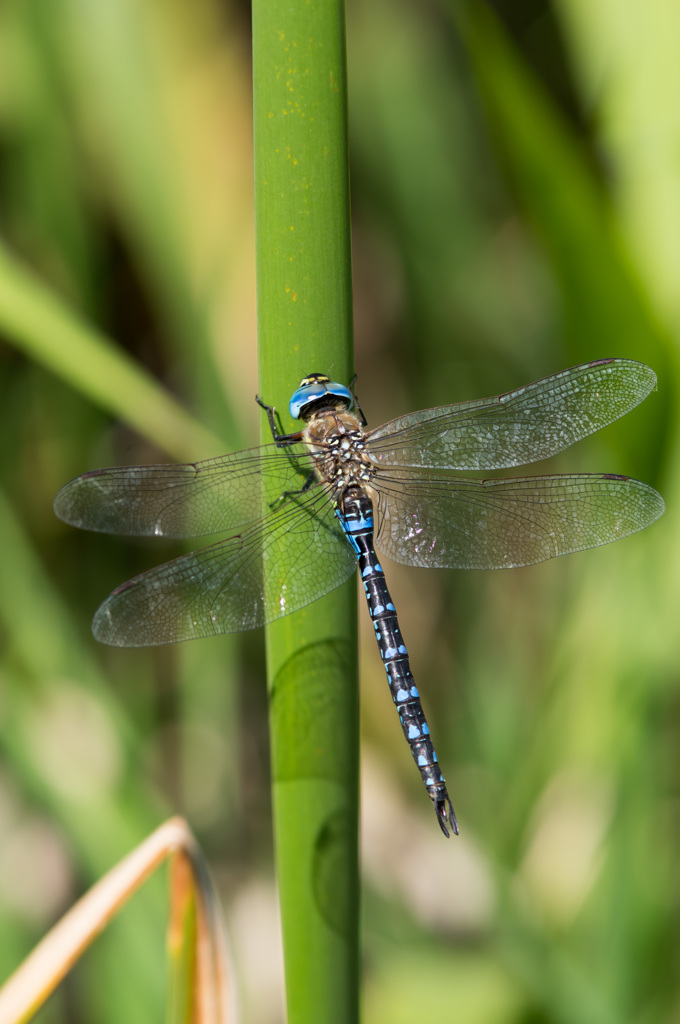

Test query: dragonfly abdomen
[337,487,458,837]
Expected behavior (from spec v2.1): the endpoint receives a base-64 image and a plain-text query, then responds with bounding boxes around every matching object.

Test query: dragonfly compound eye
[289,378,353,420]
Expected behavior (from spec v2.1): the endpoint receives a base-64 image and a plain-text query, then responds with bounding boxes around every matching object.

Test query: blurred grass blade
[166,830,238,1024]
[0,480,175,1016]
[167,851,200,1024]
[253,0,359,1020]
[455,5,671,362]
[453,1,674,475]
[554,0,680,324]
[0,239,222,462]
[44,0,249,439]
[0,818,236,1024]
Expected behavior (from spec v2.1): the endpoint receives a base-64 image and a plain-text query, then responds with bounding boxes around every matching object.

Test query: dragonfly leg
[348,373,367,427]
[268,471,317,510]
[255,394,304,446]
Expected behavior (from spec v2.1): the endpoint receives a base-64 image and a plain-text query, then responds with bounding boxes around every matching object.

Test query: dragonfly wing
[366,360,657,470]
[93,487,357,646]
[372,470,665,569]
[54,444,313,538]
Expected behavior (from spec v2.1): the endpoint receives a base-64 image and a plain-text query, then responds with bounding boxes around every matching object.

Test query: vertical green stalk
[252,2,359,1023]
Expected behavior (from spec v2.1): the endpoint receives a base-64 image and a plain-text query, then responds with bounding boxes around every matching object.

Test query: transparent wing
[372,470,665,569]
[92,487,357,646]
[53,444,312,538]
[366,360,657,470]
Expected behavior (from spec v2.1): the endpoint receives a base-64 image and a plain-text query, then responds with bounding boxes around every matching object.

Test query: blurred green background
[0,0,678,1022]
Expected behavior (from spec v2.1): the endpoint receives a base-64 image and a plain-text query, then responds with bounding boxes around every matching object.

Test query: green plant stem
[252,1,359,1022]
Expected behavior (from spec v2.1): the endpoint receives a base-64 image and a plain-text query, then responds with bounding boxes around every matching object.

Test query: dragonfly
[54,358,664,837]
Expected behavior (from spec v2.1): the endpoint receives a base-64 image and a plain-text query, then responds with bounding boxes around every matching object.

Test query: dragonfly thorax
[303,409,375,502]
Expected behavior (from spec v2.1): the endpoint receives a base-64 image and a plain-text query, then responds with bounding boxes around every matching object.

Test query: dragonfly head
[289,373,353,421]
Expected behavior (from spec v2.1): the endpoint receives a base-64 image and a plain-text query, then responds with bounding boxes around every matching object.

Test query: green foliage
[0,0,678,1022]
